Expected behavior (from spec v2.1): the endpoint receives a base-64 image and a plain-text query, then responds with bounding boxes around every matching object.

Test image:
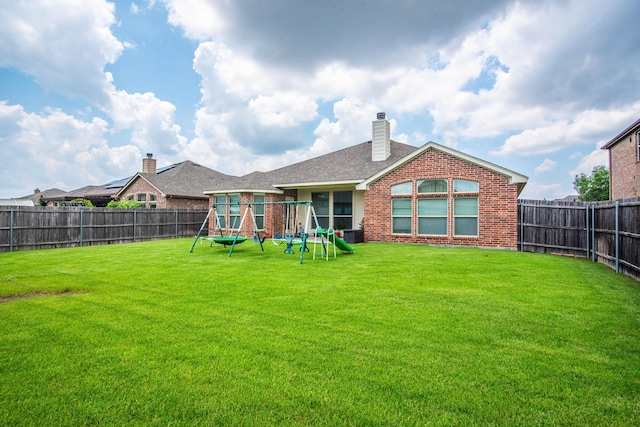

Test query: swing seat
[212,237,247,245]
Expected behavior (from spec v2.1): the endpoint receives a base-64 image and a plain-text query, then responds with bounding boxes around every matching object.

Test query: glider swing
[189,202,264,256]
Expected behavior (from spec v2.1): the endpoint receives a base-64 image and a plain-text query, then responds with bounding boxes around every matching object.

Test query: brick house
[602,117,640,200]
[204,113,528,249]
[38,154,233,209]
[115,155,234,209]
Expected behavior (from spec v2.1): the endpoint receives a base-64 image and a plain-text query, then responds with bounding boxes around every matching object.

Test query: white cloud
[569,147,609,178]
[0,0,124,105]
[161,0,224,41]
[535,159,557,174]
[0,102,140,197]
[107,90,188,158]
[492,104,640,156]
[249,93,317,128]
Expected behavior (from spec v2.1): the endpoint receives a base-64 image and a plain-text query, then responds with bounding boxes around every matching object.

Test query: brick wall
[363,149,521,249]
[608,132,640,199]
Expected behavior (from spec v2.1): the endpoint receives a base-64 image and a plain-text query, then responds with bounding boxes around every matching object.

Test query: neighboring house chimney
[142,153,156,174]
[372,112,391,161]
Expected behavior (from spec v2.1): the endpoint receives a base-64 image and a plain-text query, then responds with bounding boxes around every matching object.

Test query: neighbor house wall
[608,131,640,200]
[363,149,520,249]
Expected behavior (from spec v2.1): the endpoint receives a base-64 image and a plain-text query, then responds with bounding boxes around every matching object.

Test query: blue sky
[1,0,639,199]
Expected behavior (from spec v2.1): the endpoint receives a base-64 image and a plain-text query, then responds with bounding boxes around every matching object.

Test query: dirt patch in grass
[0,289,88,304]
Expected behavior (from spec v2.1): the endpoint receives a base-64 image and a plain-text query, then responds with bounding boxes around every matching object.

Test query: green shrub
[106,199,141,208]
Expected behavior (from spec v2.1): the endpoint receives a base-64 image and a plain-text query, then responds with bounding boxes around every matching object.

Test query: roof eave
[273,180,363,189]
[203,188,285,195]
[601,117,640,150]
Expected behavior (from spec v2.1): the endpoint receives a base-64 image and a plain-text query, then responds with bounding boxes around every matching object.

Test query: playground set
[189,200,356,264]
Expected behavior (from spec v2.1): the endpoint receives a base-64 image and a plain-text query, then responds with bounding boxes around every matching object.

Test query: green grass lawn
[1,239,639,426]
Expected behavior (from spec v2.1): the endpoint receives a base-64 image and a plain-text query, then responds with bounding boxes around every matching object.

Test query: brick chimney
[142,153,156,174]
[372,112,390,161]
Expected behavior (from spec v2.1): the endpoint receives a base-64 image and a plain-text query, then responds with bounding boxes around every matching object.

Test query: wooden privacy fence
[518,198,640,280]
[0,207,209,252]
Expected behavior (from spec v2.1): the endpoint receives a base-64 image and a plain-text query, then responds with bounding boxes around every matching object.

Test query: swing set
[189,200,336,264]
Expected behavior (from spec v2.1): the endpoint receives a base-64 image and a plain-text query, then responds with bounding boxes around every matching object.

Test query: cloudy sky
[1,0,639,200]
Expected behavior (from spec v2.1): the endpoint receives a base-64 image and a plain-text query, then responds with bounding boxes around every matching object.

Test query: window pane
[419,218,447,235]
[255,216,264,229]
[137,193,146,201]
[312,192,329,215]
[391,182,412,195]
[393,217,412,234]
[454,197,478,215]
[417,179,447,193]
[253,195,264,214]
[333,191,352,215]
[454,180,479,192]
[392,199,412,215]
[215,196,226,213]
[455,218,478,236]
[418,198,447,215]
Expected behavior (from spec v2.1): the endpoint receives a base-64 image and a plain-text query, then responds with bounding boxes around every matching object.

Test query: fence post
[79,209,83,247]
[591,205,596,262]
[133,209,137,243]
[519,202,523,252]
[175,209,179,238]
[9,208,14,252]
[615,201,620,273]
[585,205,589,259]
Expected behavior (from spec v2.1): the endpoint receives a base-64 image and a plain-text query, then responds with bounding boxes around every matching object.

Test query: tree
[573,165,610,202]
[106,199,141,208]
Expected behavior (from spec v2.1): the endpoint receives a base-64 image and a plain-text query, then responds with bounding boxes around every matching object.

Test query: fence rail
[0,207,209,252]
[518,198,640,280]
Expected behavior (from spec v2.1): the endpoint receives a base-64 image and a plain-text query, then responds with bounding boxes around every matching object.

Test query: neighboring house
[17,188,67,206]
[601,117,640,200]
[204,113,528,249]
[115,155,235,209]
[31,154,232,209]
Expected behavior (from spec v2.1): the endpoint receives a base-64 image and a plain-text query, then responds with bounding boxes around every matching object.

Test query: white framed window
[392,198,412,234]
[229,194,241,230]
[454,179,479,193]
[418,198,448,235]
[454,197,478,236]
[312,192,330,229]
[215,195,226,229]
[391,182,412,195]
[417,179,447,194]
[253,195,264,229]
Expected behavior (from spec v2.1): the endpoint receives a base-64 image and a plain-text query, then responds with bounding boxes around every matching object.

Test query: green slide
[316,230,356,253]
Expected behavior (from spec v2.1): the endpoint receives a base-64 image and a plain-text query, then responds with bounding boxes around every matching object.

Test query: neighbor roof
[601,117,640,149]
[116,161,235,199]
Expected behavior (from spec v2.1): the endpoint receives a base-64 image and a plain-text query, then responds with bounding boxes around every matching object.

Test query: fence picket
[0,207,208,252]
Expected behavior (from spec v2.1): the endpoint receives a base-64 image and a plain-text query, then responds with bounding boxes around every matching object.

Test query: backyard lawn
[1,239,639,426]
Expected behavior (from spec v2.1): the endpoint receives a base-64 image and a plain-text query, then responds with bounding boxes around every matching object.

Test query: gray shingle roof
[206,140,418,193]
[136,161,236,198]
